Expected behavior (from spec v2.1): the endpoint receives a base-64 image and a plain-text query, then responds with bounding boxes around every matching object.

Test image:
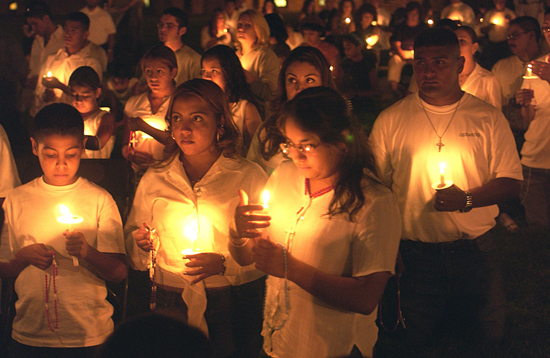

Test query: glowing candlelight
[329,65,334,72]
[480,17,484,23]
[57,204,83,266]
[366,34,379,48]
[181,223,202,256]
[262,190,270,210]
[491,16,502,26]
[427,19,434,26]
[345,17,351,24]
[47,71,52,78]
[527,64,533,77]
[431,162,453,190]
[371,21,377,26]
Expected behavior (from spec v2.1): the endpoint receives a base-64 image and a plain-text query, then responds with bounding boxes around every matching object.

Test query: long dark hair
[201,45,259,107]
[259,46,336,161]
[163,79,242,164]
[277,87,378,221]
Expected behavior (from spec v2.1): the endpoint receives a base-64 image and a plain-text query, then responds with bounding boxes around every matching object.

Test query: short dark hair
[510,16,541,43]
[414,27,459,52]
[31,103,84,143]
[406,1,423,17]
[455,25,478,44]
[25,1,51,19]
[140,44,178,73]
[69,66,101,90]
[342,33,363,47]
[65,11,90,31]
[163,7,189,28]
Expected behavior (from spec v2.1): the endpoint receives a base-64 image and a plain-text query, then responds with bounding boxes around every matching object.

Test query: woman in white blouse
[125,79,267,358]
[236,9,280,104]
[229,87,402,358]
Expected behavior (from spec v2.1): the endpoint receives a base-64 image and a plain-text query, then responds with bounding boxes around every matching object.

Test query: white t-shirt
[174,45,201,86]
[0,124,20,198]
[409,63,503,109]
[28,25,65,78]
[238,46,280,103]
[520,54,550,169]
[125,155,267,333]
[33,46,103,116]
[82,109,115,159]
[484,8,516,43]
[2,177,125,347]
[441,2,476,27]
[370,93,523,243]
[124,92,171,161]
[492,55,526,104]
[80,6,116,46]
[261,161,401,358]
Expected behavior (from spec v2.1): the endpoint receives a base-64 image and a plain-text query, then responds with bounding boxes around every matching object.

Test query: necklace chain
[420,97,461,152]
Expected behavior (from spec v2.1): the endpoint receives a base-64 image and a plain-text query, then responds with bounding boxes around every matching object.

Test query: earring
[171,132,175,140]
[217,124,225,142]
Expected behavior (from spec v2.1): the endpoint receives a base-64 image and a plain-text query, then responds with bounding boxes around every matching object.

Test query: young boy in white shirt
[1,103,126,358]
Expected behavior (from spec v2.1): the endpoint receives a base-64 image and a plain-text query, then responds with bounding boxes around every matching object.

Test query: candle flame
[371,21,377,26]
[47,71,52,77]
[345,17,351,24]
[184,224,198,242]
[439,162,446,175]
[329,65,333,72]
[59,204,71,216]
[491,17,501,25]
[262,190,270,209]
[427,19,434,25]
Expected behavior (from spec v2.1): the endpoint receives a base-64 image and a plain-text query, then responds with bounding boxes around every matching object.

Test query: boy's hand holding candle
[64,230,90,261]
[434,184,471,212]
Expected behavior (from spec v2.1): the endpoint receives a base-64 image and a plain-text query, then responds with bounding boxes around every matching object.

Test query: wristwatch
[461,191,473,213]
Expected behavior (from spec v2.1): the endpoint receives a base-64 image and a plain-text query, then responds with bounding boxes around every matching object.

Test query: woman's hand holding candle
[233,189,271,239]
[64,230,90,260]
[529,60,550,82]
[184,253,226,284]
[434,184,468,212]
[15,244,53,270]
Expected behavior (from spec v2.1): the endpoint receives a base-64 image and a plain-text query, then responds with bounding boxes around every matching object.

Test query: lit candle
[371,21,377,26]
[491,16,502,26]
[527,64,533,77]
[262,190,270,211]
[365,34,378,48]
[480,17,484,23]
[345,17,351,24]
[223,28,228,33]
[329,65,334,72]
[181,223,201,256]
[57,204,83,266]
[427,19,434,26]
[44,71,53,81]
[439,162,446,186]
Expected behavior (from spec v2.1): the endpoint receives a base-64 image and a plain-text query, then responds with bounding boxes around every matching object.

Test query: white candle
[439,162,446,186]
[57,204,83,266]
[262,190,270,211]
[527,64,533,77]
[181,224,200,256]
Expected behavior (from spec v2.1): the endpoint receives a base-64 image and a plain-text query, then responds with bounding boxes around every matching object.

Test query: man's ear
[95,87,102,99]
[179,26,187,36]
[471,42,479,55]
[31,137,39,156]
[457,55,465,75]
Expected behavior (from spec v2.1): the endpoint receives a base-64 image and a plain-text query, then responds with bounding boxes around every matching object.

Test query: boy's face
[31,134,83,186]
[71,84,100,115]
[112,77,130,93]
[158,14,186,43]
[27,15,49,37]
[343,40,361,59]
[64,20,89,50]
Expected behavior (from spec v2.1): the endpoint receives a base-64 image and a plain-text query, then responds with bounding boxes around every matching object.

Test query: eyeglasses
[157,22,177,30]
[542,27,550,33]
[507,31,529,40]
[280,142,319,155]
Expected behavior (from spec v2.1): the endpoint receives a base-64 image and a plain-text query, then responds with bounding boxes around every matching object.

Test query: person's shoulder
[475,63,498,79]
[221,156,268,178]
[5,179,39,199]
[462,92,502,115]
[492,55,518,70]
[179,45,201,58]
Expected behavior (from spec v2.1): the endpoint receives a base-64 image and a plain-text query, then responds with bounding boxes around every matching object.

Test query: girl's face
[170,96,221,158]
[264,1,275,14]
[237,14,258,46]
[285,61,322,101]
[71,84,100,115]
[201,57,227,92]
[215,12,225,29]
[342,1,353,16]
[362,12,374,29]
[283,117,342,186]
[143,59,177,93]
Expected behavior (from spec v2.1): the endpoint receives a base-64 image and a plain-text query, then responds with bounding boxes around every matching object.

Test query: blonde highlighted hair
[239,9,270,47]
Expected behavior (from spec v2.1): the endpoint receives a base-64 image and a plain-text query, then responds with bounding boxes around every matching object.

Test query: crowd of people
[0,0,549,357]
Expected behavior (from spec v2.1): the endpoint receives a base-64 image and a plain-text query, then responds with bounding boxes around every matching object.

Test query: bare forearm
[0,258,28,279]
[82,249,127,282]
[287,256,391,315]
[471,177,521,208]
